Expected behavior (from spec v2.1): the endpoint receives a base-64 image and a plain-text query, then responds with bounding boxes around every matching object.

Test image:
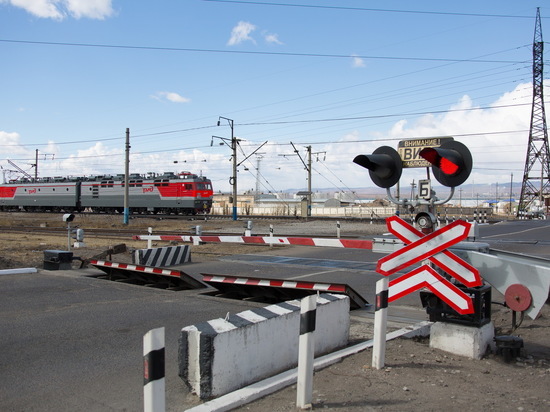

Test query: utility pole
[123,128,130,225]
[510,173,514,215]
[217,117,237,220]
[31,149,54,181]
[214,119,267,221]
[286,143,325,217]
[255,154,264,200]
[519,7,550,214]
[307,146,312,216]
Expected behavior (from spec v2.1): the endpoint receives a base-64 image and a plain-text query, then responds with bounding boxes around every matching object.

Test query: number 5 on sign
[418,179,431,199]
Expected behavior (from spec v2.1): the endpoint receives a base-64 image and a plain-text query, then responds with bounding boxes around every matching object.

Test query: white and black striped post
[296,294,317,409]
[336,221,341,238]
[143,327,165,412]
[372,277,389,370]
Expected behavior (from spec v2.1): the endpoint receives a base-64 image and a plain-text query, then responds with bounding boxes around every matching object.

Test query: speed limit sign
[418,179,431,199]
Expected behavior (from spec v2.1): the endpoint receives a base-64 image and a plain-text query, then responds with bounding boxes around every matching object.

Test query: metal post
[124,128,130,225]
[372,277,389,369]
[336,221,340,238]
[296,294,316,409]
[231,131,238,221]
[67,222,71,251]
[147,227,153,249]
[143,327,165,412]
[307,146,312,217]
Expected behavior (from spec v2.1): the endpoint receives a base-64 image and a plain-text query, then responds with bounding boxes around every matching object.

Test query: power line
[202,0,545,19]
[238,102,531,126]
[0,38,524,64]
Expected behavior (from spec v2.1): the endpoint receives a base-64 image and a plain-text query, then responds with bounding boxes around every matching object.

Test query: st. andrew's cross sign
[377,216,482,314]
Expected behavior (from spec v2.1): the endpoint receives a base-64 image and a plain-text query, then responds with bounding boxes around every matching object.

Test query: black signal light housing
[353,146,403,188]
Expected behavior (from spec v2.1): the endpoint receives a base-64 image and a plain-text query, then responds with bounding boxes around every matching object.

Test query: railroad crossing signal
[377,216,482,314]
[419,140,473,187]
[354,138,472,189]
[353,146,402,188]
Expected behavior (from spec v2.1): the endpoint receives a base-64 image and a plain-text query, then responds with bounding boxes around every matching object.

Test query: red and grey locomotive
[0,171,213,214]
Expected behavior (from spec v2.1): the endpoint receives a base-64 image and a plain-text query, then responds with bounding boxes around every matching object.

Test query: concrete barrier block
[133,245,191,267]
[179,294,349,399]
[430,321,495,359]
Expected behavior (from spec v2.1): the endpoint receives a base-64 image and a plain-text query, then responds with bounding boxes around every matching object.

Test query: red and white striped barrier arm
[202,274,348,292]
[132,235,373,249]
[89,259,182,278]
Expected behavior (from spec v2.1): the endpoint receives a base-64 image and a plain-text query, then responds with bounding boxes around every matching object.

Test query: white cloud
[227,21,257,46]
[64,0,114,19]
[2,0,114,20]
[264,32,283,45]
[0,130,30,156]
[151,91,191,104]
[351,55,365,68]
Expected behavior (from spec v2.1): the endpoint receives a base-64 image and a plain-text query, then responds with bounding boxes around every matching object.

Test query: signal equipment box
[43,250,74,270]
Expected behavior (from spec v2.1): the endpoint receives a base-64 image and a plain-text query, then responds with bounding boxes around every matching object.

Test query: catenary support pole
[143,327,165,412]
[124,128,130,225]
[296,294,317,409]
[372,277,389,369]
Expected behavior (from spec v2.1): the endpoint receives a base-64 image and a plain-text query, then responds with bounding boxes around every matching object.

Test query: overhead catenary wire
[202,1,547,20]
[0,39,527,64]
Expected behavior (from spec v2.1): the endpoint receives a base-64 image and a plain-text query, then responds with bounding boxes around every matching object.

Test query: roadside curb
[0,267,37,275]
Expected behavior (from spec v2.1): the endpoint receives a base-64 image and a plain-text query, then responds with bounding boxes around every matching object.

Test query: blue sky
[0,1,548,198]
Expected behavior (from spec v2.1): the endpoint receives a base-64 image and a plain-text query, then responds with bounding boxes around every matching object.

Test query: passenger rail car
[0,171,213,214]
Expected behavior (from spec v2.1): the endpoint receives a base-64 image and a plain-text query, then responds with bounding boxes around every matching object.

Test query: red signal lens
[440,157,459,175]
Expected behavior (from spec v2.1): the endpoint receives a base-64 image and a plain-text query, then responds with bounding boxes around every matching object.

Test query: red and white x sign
[377,216,482,315]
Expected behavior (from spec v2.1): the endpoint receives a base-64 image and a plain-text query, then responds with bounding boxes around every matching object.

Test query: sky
[0,0,548,199]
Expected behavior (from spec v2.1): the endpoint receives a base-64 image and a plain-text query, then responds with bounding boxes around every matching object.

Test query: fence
[211,205,493,219]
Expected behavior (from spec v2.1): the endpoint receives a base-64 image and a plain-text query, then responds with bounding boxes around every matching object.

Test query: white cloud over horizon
[1,0,115,20]
[0,83,544,194]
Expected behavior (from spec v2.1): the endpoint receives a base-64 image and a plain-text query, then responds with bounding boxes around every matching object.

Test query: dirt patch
[0,213,385,269]
[235,303,550,412]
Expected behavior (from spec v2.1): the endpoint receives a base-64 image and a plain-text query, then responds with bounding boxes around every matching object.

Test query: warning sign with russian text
[397,136,453,168]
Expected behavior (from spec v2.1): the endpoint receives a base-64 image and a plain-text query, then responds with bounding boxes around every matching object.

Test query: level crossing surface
[2,219,549,411]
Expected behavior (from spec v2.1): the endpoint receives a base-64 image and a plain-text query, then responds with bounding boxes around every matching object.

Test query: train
[0,171,213,214]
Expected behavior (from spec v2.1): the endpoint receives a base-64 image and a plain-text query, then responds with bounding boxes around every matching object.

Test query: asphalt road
[1,218,549,411]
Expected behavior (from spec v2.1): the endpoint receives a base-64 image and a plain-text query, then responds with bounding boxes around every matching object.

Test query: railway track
[0,225,365,240]
[1,210,387,223]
